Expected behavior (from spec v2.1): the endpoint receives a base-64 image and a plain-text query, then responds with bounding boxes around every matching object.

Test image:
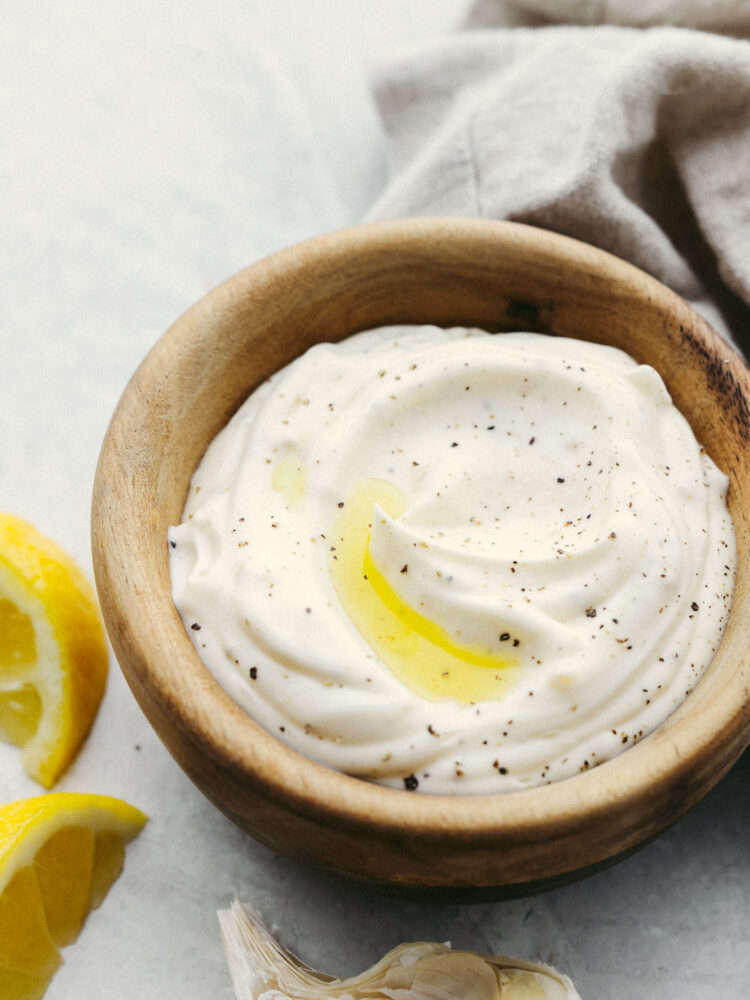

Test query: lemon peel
[219,899,582,1000]
[0,793,146,1000]
[0,513,108,787]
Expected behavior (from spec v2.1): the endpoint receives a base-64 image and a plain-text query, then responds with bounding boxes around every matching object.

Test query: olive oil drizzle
[329,479,518,704]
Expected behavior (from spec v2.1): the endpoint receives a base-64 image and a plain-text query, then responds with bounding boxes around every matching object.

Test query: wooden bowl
[91,218,750,899]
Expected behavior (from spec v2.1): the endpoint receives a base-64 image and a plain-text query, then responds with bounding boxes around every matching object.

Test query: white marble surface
[1,3,748,998]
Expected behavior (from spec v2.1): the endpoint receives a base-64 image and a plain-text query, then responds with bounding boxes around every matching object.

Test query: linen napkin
[367,5,750,350]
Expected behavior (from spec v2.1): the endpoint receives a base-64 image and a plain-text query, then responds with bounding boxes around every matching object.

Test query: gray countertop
[1,3,747,997]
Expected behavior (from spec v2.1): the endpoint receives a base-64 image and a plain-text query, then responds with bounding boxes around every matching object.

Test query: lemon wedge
[0,793,146,1000]
[0,514,108,788]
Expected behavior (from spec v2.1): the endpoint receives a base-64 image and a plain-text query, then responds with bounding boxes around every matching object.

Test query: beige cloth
[506,0,750,34]
[368,10,750,349]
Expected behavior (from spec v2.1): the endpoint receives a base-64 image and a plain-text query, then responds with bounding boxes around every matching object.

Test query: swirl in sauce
[169,328,735,794]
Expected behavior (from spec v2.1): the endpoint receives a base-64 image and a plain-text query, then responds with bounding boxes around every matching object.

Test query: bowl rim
[92,217,750,887]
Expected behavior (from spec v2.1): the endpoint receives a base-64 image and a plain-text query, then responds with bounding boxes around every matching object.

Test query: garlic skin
[218,899,582,1000]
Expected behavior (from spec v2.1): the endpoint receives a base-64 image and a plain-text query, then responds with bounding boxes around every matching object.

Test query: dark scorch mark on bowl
[680,325,750,442]
[504,299,555,333]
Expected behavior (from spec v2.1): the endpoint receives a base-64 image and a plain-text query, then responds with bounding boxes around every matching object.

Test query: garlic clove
[218,899,582,1000]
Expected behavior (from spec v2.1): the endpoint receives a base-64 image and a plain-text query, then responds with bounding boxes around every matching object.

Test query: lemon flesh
[0,514,108,787]
[0,794,146,1000]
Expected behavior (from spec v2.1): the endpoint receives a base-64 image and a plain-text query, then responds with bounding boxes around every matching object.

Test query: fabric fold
[368,19,750,349]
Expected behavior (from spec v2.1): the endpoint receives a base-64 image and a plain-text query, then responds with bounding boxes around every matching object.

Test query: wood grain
[91,218,750,898]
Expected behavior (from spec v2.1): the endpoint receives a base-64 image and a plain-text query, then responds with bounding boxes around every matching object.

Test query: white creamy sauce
[169,328,736,794]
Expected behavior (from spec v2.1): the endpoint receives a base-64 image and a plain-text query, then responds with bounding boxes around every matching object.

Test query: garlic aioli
[169,328,735,794]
